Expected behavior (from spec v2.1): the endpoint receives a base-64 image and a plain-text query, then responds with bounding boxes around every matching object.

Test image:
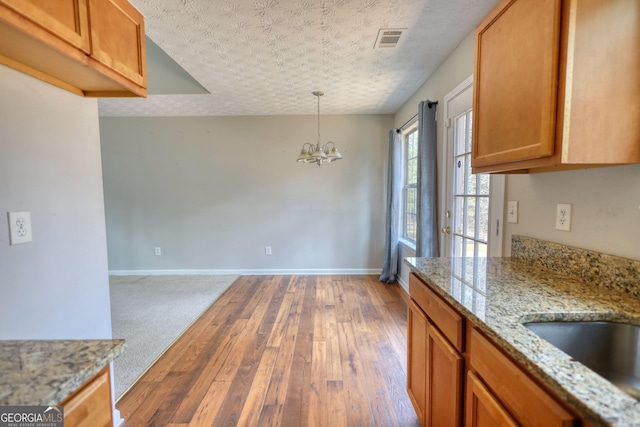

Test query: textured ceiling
[98,0,499,117]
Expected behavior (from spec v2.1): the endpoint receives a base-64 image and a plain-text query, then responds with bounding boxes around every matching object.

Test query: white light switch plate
[507,201,518,223]
[8,211,32,245]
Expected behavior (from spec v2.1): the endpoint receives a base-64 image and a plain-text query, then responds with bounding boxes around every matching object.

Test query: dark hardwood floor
[117,275,420,426]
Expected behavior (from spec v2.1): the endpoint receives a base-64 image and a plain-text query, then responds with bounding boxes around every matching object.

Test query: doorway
[441,76,505,258]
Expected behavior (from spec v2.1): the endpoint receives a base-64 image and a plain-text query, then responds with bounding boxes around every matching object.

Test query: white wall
[504,165,640,260]
[0,65,113,339]
[395,30,640,268]
[99,114,393,273]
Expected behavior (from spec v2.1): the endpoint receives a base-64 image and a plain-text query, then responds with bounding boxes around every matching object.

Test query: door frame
[441,75,505,257]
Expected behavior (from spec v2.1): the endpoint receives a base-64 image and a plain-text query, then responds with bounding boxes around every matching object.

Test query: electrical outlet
[555,204,572,231]
[8,211,33,245]
[155,247,162,256]
[265,246,272,256]
[507,201,518,223]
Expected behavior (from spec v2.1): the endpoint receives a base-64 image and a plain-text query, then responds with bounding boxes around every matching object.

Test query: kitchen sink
[523,321,640,400]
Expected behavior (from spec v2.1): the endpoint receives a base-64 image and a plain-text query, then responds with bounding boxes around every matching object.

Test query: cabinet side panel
[565,0,640,163]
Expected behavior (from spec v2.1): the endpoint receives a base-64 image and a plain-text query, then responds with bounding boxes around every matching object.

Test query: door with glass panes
[442,76,504,259]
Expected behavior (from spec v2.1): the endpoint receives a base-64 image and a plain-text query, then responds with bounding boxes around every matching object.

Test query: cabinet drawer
[409,273,464,352]
[60,367,112,427]
[470,328,576,427]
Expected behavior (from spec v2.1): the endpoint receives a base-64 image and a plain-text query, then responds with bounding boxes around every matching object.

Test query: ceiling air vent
[374,28,405,49]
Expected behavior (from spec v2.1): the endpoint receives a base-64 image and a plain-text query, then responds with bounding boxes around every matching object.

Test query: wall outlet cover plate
[8,211,32,245]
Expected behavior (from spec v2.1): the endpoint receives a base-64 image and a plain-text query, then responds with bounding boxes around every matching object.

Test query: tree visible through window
[403,128,418,243]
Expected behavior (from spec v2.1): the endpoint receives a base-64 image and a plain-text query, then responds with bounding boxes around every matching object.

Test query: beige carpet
[109,274,239,398]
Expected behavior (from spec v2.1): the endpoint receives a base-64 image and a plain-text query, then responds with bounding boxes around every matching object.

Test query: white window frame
[400,123,419,249]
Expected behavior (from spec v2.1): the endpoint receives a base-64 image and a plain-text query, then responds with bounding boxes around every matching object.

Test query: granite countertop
[405,251,640,427]
[0,339,125,405]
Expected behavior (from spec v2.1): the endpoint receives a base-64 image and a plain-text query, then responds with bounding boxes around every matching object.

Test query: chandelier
[296,91,342,166]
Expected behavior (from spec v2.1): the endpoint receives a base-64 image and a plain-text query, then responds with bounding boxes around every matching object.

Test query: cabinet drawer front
[409,273,464,352]
[61,367,112,427]
[470,328,576,427]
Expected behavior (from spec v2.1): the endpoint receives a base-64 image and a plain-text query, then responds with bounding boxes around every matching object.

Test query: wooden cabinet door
[465,371,518,427]
[0,0,90,52]
[427,323,464,427]
[61,367,113,427]
[562,0,640,165]
[407,299,428,426]
[472,0,562,168]
[87,0,146,87]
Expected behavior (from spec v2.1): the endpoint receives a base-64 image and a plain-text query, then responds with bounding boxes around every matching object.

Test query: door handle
[441,226,451,234]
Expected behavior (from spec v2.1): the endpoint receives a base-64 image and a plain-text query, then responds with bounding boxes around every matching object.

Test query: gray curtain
[416,100,439,257]
[380,129,403,283]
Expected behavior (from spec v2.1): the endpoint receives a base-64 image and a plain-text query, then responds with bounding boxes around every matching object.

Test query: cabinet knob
[442,226,451,234]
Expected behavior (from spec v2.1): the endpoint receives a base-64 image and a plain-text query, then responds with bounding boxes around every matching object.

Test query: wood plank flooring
[117,275,420,427]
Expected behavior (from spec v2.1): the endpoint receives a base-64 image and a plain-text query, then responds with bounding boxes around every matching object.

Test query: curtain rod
[397,100,438,133]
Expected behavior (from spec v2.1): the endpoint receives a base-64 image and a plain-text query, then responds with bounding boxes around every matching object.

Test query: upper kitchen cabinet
[472,0,640,173]
[0,0,147,97]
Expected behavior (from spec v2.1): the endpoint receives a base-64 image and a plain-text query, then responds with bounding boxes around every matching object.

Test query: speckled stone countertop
[0,339,125,405]
[405,251,640,426]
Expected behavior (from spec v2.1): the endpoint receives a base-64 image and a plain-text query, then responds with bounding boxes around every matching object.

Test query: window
[402,126,418,243]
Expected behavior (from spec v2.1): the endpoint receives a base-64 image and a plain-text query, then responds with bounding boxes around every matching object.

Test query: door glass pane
[466,197,476,237]
[478,173,490,195]
[478,197,489,241]
[456,115,467,155]
[454,196,464,235]
[454,155,466,195]
[466,154,476,194]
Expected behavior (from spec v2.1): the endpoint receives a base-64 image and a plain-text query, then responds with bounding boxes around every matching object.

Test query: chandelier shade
[296,91,342,166]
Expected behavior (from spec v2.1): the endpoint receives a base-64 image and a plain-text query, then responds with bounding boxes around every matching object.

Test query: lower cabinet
[427,325,463,426]
[408,273,579,427]
[469,328,577,427]
[465,371,518,427]
[408,299,428,424]
[407,298,463,427]
[60,366,113,427]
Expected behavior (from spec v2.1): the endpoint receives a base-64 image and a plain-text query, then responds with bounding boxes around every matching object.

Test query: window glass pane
[455,115,466,155]
[402,127,418,242]
[464,254,475,282]
[466,197,476,237]
[466,112,473,152]
[466,153,476,195]
[406,188,416,214]
[407,158,417,185]
[452,256,462,277]
[454,155,466,195]
[406,213,416,241]
[452,235,463,258]
[478,173,490,195]
[453,196,464,235]
[478,197,489,242]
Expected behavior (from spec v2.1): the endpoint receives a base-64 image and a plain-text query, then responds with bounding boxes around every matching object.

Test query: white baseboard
[108,268,383,276]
